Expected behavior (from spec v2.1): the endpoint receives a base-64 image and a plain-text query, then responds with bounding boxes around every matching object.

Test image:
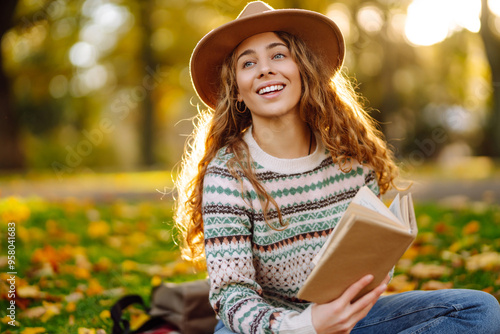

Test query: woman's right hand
[311,274,389,334]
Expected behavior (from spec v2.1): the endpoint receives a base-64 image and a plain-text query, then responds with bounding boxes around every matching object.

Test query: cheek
[236,72,254,97]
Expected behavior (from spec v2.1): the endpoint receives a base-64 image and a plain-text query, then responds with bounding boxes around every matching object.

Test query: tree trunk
[0,0,23,170]
[140,1,155,167]
[480,0,500,157]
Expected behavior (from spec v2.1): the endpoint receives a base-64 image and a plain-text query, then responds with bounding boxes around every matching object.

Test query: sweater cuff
[278,305,317,334]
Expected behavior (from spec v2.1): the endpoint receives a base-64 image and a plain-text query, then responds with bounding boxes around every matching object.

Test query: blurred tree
[0,0,22,170]
[480,0,500,156]
[140,1,155,167]
[0,0,496,173]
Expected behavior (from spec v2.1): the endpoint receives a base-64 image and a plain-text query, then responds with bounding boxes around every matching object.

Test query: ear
[237,93,243,102]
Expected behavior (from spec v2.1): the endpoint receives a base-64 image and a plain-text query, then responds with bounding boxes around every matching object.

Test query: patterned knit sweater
[202,130,380,334]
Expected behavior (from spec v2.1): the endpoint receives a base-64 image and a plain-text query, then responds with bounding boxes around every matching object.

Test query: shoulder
[349,159,379,195]
[205,146,237,177]
[203,146,242,190]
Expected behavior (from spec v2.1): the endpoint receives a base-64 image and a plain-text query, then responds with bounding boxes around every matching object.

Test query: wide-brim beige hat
[190,1,345,110]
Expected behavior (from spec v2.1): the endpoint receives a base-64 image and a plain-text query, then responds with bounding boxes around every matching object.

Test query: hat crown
[237,1,274,19]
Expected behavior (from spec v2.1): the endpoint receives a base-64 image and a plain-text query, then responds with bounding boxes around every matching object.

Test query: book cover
[297,187,418,304]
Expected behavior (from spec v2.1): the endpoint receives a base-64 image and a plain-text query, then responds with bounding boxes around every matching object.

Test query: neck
[251,116,315,159]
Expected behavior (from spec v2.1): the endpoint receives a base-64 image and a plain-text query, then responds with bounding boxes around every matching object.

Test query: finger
[350,280,387,314]
[382,274,391,285]
[340,274,374,304]
[346,285,387,328]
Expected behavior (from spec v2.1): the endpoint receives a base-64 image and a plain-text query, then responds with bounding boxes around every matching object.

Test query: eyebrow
[236,42,288,62]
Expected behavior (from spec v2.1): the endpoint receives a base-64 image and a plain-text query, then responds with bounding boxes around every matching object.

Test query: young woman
[174,2,500,333]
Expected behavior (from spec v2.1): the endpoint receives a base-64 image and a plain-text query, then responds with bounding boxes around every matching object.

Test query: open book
[297,186,417,304]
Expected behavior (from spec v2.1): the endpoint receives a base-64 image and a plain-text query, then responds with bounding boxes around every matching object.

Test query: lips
[257,84,285,95]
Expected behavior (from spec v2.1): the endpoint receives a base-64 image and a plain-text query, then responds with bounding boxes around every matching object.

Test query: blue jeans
[214,289,500,333]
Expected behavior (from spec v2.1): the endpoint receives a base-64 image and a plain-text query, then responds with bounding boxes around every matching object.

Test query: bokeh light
[405,0,481,46]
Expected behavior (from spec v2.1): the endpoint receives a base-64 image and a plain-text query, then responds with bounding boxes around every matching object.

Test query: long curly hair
[174,31,399,263]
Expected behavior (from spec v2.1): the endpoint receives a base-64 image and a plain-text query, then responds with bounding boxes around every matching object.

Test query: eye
[273,53,285,60]
[243,60,255,68]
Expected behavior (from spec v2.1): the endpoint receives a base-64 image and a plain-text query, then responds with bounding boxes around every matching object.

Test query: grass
[1,196,499,334]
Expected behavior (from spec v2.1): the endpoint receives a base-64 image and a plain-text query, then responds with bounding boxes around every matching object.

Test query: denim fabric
[213,289,500,333]
[353,289,500,333]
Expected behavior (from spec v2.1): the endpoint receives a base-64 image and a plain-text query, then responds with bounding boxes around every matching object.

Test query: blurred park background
[0,0,500,181]
[1,0,500,333]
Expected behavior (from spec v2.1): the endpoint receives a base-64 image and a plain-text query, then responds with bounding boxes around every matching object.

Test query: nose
[257,59,275,78]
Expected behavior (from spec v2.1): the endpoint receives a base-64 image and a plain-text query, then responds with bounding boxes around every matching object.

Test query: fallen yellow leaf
[64,291,84,303]
[401,245,419,260]
[73,266,91,280]
[0,196,31,222]
[1,315,18,325]
[23,306,47,319]
[462,220,480,235]
[121,260,138,271]
[18,285,47,299]
[409,263,452,279]
[482,286,494,293]
[21,328,46,334]
[40,301,61,322]
[151,275,162,287]
[86,279,104,296]
[100,310,111,321]
[466,252,500,271]
[130,312,150,331]
[78,328,96,334]
[387,274,417,293]
[88,220,110,239]
[421,280,454,290]
[66,302,77,312]
[94,257,112,272]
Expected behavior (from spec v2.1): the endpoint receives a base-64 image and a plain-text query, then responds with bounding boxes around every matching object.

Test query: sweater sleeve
[202,162,316,334]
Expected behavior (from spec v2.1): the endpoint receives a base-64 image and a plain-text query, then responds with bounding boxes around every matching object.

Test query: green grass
[1,196,499,333]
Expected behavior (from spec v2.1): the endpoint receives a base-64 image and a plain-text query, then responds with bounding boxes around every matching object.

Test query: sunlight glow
[326,3,352,41]
[69,42,97,68]
[357,6,384,33]
[405,0,481,46]
[489,0,500,16]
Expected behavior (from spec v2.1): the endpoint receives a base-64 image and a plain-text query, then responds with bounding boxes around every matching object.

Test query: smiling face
[235,32,302,126]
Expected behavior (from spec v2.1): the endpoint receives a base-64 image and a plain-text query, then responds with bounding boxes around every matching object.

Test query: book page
[313,187,405,266]
[352,187,401,225]
[404,194,416,234]
[389,193,403,222]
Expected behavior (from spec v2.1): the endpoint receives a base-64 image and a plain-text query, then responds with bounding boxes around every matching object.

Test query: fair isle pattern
[203,133,380,334]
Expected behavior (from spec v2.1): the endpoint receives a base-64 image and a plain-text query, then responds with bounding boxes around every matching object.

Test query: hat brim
[190,8,345,109]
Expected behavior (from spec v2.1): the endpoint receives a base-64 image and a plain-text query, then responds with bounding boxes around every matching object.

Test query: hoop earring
[235,101,247,114]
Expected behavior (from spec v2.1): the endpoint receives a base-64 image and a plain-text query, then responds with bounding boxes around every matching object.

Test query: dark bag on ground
[111,279,217,334]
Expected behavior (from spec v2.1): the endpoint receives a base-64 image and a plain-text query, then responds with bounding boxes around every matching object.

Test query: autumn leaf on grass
[1,315,19,326]
[86,278,104,296]
[78,328,97,334]
[421,280,454,290]
[23,301,62,322]
[100,310,111,321]
[130,312,151,331]
[462,220,480,235]
[466,252,500,271]
[66,301,77,312]
[18,285,47,300]
[88,220,110,239]
[441,250,463,268]
[31,245,72,272]
[387,274,417,293]
[409,263,452,279]
[93,257,113,272]
[64,291,84,303]
[0,196,31,222]
[20,328,47,334]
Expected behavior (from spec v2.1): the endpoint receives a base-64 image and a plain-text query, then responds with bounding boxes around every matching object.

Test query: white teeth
[258,85,284,95]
